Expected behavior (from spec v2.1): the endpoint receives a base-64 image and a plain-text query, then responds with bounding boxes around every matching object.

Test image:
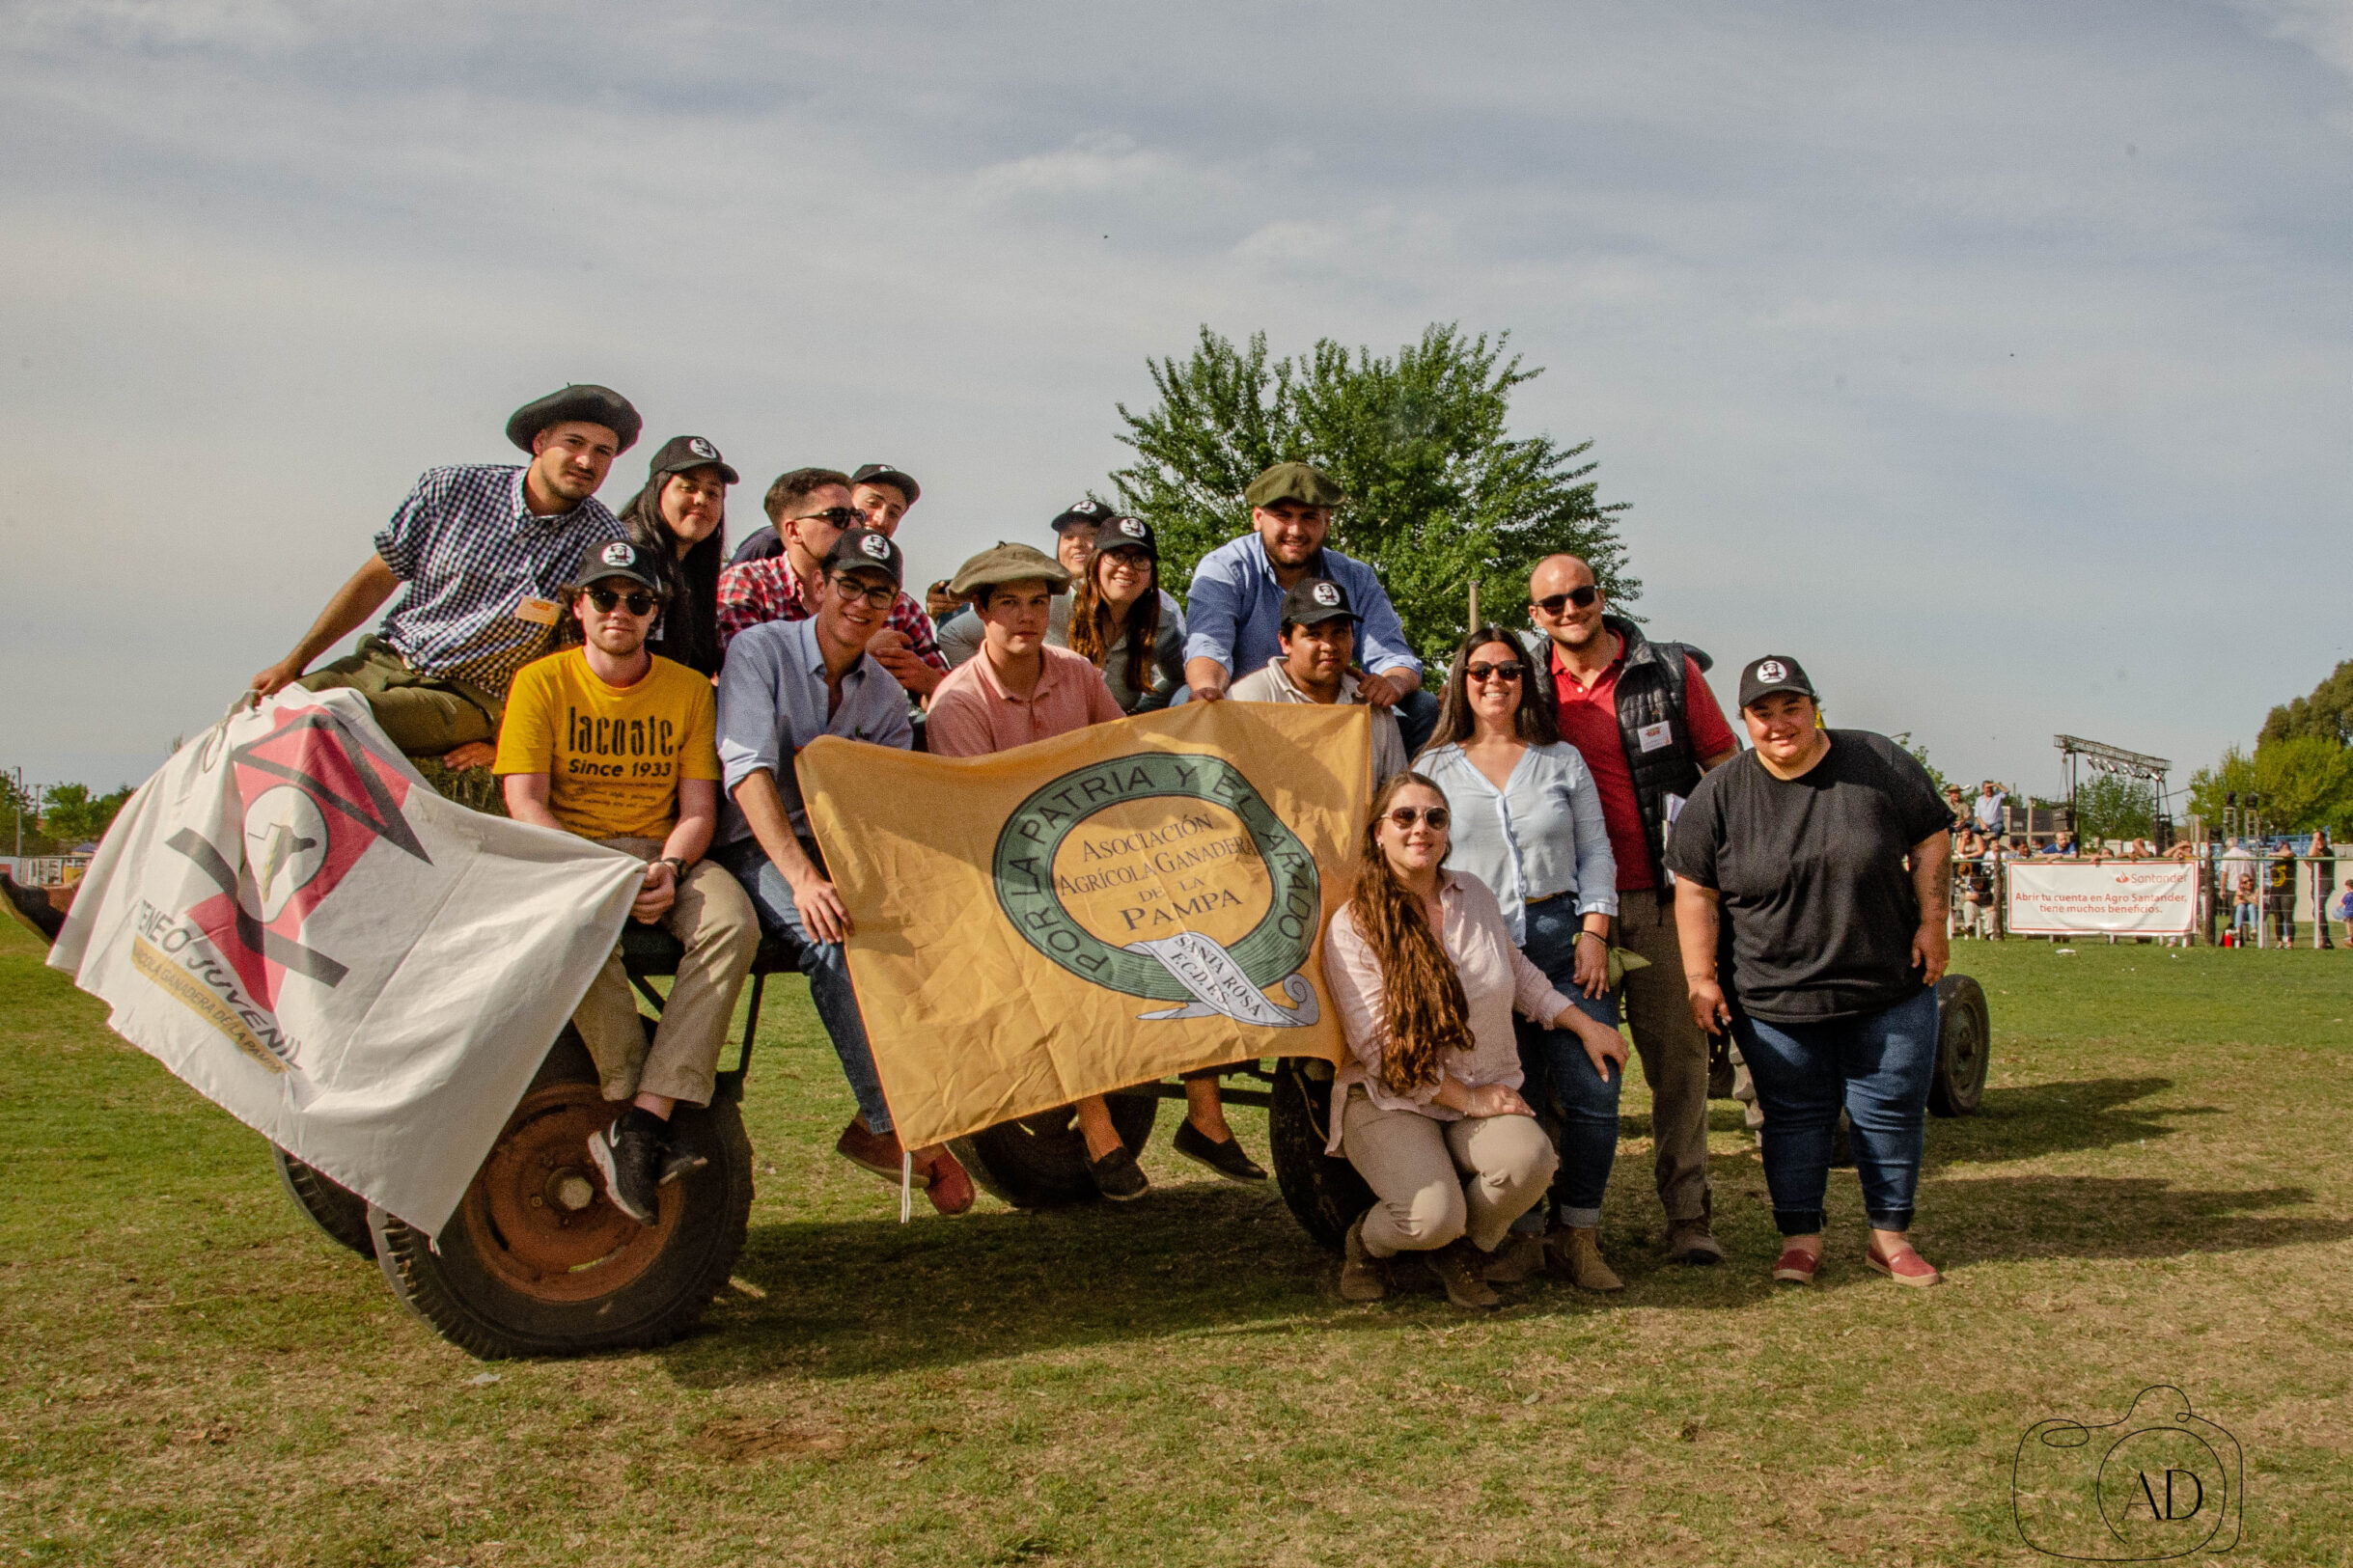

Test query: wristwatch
[656,856,689,878]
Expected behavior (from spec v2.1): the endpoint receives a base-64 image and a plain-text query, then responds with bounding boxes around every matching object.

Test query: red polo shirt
[1550,640,1736,891]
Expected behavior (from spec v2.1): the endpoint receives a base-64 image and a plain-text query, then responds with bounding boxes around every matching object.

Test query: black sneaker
[1087,1144,1149,1202]
[589,1113,664,1225]
[1171,1119,1268,1183]
[658,1145,708,1186]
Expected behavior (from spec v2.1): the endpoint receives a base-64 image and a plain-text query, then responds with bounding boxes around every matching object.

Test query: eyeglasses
[1532,585,1600,616]
[586,588,661,617]
[828,576,899,609]
[1386,806,1450,830]
[789,507,861,530]
[1466,661,1524,683]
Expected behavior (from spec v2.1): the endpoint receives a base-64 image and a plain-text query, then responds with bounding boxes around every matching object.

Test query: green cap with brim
[948,540,1073,597]
[1245,460,1344,509]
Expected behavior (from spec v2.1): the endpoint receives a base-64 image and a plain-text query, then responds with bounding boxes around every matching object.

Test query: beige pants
[1616,886,1712,1224]
[1340,1087,1557,1256]
[572,841,760,1108]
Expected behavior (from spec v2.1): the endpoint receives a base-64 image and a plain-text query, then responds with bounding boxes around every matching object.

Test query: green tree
[2259,659,2353,748]
[39,783,134,846]
[2186,741,2353,835]
[2,771,56,854]
[2071,774,2156,844]
[1110,324,1635,661]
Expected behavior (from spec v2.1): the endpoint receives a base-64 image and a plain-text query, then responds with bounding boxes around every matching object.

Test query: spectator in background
[1960,855,1997,940]
[2219,836,2257,891]
[2039,831,2077,858]
[2335,879,2353,947]
[2232,872,2258,942]
[2310,829,2336,949]
[2266,841,2298,946]
[1943,784,1969,833]
[1973,781,2007,838]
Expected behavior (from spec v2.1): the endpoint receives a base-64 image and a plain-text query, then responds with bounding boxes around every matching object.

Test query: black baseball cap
[849,463,920,505]
[1737,654,1818,710]
[822,527,905,587]
[1093,514,1158,560]
[574,538,665,593]
[648,434,739,485]
[506,384,642,454]
[1280,576,1358,629]
[1050,498,1110,534]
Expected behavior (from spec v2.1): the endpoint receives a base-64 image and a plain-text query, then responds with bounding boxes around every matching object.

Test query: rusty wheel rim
[458,1082,680,1303]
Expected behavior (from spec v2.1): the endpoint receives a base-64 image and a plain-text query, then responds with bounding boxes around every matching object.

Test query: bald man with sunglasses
[1522,554,1738,1265]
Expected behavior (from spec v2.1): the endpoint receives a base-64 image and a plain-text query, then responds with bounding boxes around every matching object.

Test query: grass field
[4,917,2351,1567]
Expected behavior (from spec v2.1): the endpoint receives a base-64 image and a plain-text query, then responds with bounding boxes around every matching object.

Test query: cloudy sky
[4,1,2347,805]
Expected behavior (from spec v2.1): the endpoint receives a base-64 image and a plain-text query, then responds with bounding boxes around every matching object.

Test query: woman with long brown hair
[1321,771,1630,1308]
[610,436,738,676]
[1065,515,1185,712]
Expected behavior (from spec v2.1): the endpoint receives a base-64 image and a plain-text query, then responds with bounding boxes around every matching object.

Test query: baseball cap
[822,527,905,587]
[647,434,740,485]
[949,541,1073,596]
[506,384,642,454]
[1280,576,1357,628]
[1245,461,1345,509]
[1093,514,1158,560]
[849,463,920,505]
[1737,655,1818,710]
[574,538,665,593]
[1049,498,1110,534]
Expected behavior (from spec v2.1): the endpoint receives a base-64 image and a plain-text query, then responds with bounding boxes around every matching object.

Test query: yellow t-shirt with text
[494,649,721,841]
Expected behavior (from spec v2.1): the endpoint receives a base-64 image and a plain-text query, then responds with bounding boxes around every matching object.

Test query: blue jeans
[1395,687,1442,757]
[1509,897,1621,1229]
[711,838,892,1135]
[1730,986,1938,1235]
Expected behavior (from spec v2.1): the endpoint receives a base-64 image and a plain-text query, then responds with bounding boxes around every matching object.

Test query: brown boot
[1482,1231,1547,1283]
[1340,1216,1388,1302]
[1426,1239,1502,1309]
[1548,1225,1624,1292]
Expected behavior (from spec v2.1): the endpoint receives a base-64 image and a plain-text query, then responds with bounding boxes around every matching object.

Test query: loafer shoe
[1865,1244,1942,1288]
[1087,1144,1149,1202]
[1771,1245,1821,1284]
[835,1116,910,1185]
[919,1146,976,1217]
[1172,1119,1268,1183]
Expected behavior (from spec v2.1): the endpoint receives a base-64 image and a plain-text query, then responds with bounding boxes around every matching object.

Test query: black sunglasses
[1533,585,1600,615]
[1386,806,1451,830]
[789,507,862,530]
[586,588,661,617]
[1466,660,1524,683]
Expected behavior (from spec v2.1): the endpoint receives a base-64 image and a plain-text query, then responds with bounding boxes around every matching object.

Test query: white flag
[48,690,642,1236]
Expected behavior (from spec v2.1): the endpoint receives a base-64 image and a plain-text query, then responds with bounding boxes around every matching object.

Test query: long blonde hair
[1348,772,1475,1095]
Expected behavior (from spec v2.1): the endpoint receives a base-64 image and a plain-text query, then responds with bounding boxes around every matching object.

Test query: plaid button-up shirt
[714,555,948,676]
[372,465,624,698]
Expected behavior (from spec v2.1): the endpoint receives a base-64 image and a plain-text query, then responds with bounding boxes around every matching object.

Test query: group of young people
[250,381,1959,1303]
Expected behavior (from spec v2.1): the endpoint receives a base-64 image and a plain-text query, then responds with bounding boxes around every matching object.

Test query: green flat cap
[948,540,1072,596]
[1245,460,1345,509]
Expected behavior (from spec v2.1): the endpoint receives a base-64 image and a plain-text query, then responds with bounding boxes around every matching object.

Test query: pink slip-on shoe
[1865,1243,1942,1287]
[1772,1245,1821,1284]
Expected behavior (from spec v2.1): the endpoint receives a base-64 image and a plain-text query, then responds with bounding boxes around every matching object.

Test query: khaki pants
[1615,886,1712,1224]
[299,637,504,756]
[572,841,760,1108]
[1340,1087,1556,1255]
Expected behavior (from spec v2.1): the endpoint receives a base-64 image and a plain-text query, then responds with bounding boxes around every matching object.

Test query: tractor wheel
[273,1146,375,1259]
[1928,973,1991,1117]
[368,1031,753,1359]
[950,1091,1159,1208]
[1268,1057,1375,1253]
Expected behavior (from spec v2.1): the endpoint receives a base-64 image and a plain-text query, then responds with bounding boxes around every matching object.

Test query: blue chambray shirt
[372,464,624,696]
[1417,740,1619,946]
[1180,534,1421,683]
[713,618,911,846]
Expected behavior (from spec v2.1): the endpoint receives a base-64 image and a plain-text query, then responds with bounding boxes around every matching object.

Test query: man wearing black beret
[249,383,639,768]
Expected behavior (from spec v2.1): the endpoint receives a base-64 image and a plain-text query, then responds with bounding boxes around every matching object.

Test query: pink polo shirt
[927,642,1125,756]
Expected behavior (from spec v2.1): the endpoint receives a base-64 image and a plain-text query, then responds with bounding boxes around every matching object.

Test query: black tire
[1269,1057,1375,1252]
[273,1145,375,1259]
[1928,973,1991,1117]
[950,1091,1159,1208]
[368,1032,753,1360]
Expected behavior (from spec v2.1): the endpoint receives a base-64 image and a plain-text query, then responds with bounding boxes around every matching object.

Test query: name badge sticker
[1637,720,1674,754]
[514,596,560,627]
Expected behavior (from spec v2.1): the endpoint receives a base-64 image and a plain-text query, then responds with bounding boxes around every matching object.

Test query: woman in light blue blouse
[1417,627,1625,1291]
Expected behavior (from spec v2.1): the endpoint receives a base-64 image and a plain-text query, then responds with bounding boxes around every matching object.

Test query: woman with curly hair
[1320,771,1629,1308]
[1064,515,1185,713]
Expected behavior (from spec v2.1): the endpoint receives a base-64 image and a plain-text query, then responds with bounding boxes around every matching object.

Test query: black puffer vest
[1527,616,1712,886]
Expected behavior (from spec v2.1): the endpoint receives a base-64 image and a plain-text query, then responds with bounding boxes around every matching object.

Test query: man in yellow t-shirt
[495,539,759,1225]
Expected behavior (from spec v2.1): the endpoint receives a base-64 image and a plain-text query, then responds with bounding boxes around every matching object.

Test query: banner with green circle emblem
[796,702,1373,1149]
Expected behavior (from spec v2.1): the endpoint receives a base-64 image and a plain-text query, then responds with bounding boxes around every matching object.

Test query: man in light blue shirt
[1180,461,1439,753]
[708,528,974,1216]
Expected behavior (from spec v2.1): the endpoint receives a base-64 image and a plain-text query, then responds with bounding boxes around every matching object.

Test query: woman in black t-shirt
[1665,656,1953,1289]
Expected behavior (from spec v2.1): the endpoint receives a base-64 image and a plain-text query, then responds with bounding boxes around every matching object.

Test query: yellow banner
[796,701,1372,1149]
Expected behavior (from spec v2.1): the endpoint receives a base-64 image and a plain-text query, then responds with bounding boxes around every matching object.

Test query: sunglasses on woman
[1466,661,1523,683]
[1533,585,1600,615]
[1386,806,1450,830]
[586,588,662,617]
